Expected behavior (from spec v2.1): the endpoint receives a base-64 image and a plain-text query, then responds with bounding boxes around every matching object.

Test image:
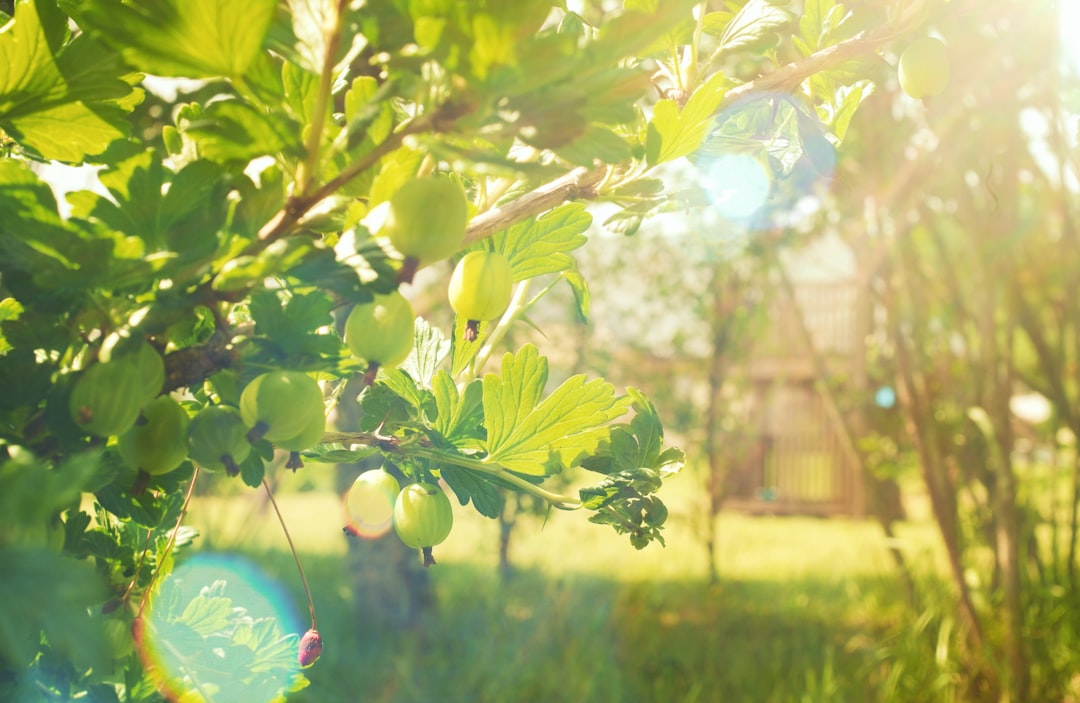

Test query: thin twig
[263,478,318,629]
[137,467,201,619]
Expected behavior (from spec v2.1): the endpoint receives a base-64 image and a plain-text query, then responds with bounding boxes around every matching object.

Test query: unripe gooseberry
[898,36,949,100]
[118,395,190,477]
[382,177,469,283]
[69,359,145,437]
[186,405,251,476]
[343,291,415,379]
[240,371,324,443]
[131,342,165,403]
[346,468,400,536]
[393,482,453,567]
[448,250,513,342]
[275,409,326,470]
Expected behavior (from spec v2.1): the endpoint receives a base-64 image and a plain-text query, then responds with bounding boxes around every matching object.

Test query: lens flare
[875,386,897,408]
[697,153,772,221]
[136,553,303,703]
[693,94,837,228]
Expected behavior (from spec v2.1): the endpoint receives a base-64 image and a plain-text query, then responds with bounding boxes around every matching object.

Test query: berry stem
[246,420,269,444]
[464,319,480,342]
[468,279,533,379]
[396,257,420,285]
[361,361,380,390]
[263,478,318,630]
[136,466,201,620]
[132,469,151,496]
[113,526,155,609]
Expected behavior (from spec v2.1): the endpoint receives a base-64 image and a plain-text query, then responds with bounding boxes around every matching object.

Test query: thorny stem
[295,0,349,196]
[242,113,437,257]
[163,30,904,398]
[263,478,318,630]
[392,440,579,509]
[468,279,534,381]
[116,527,155,608]
[137,467,201,620]
[321,431,580,507]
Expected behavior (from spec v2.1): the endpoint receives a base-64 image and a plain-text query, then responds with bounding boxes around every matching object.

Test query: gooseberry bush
[0,0,936,700]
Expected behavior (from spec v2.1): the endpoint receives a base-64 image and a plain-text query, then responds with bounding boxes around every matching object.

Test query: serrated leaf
[609,177,665,198]
[179,591,234,637]
[342,74,394,150]
[381,368,435,415]
[185,98,302,163]
[715,0,792,56]
[603,208,644,236]
[0,546,109,669]
[68,0,276,79]
[701,11,734,36]
[830,80,873,143]
[0,1,142,161]
[0,297,22,354]
[399,317,450,389]
[239,450,265,487]
[249,289,334,357]
[481,344,629,475]
[580,387,684,478]
[489,202,591,280]
[553,125,634,167]
[646,71,732,166]
[563,267,590,322]
[285,0,337,73]
[441,465,502,518]
[432,371,484,441]
[798,0,833,53]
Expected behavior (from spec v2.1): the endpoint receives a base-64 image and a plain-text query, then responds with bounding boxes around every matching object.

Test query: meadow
[180,468,953,703]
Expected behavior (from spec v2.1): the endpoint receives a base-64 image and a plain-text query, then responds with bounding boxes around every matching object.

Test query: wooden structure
[723,279,870,517]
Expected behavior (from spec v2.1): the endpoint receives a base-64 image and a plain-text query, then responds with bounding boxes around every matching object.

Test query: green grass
[177,473,949,703]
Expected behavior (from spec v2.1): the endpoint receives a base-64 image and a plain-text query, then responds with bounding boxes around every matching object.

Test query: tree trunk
[886,249,989,666]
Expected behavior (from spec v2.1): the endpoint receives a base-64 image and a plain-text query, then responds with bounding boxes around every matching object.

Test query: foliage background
[3,0,1080,702]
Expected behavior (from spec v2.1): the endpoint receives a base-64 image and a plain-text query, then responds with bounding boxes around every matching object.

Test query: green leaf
[481,344,629,476]
[382,368,435,416]
[432,371,484,442]
[490,202,592,280]
[714,0,792,57]
[798,0,833,53]
[249,289,336,359]
[341,74,394,150]
[185,98,303,163]
[285,0,338,73]
[441,465,503,518]
[400,316,450,390]
[563,266,590,323]
[68,0,277,79]
[179,591,235,637]
[239,448,266,487]
[553,124,634,166]
[0,547,109,669]
[646,71,733,166]
[0,0,142,161]
[0,297,23,354]
[701,11,734,37]
[830,79,873,143]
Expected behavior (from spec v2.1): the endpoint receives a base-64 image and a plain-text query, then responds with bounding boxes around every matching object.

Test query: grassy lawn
[179,473,946,703]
